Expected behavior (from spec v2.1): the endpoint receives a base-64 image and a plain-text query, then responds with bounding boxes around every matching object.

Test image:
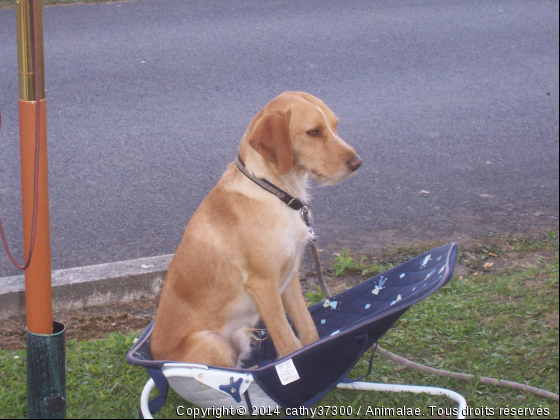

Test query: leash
[0,0,42,271]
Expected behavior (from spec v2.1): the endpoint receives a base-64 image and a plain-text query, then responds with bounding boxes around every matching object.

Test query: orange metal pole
[13,3,66,417]
[20,99,53,335]
[15,0,53,335]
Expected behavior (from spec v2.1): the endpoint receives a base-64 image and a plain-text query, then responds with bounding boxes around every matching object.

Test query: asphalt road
[1,0,558,277]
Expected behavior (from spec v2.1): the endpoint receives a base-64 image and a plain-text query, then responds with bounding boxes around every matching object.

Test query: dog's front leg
[282,273,320,346]
[245,278,303,358]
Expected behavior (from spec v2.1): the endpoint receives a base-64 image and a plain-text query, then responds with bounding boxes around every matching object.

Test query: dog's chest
[284,207,313,248]
[277,211,311,289]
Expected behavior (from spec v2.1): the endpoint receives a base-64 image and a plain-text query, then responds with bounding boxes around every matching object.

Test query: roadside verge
[0,254,172,320]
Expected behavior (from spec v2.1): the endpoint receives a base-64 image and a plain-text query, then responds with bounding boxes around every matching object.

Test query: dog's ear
[248,111,293,175]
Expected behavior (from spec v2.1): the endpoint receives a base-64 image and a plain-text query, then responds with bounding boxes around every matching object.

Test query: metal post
[16,0,51,336]
[14,0,66,417]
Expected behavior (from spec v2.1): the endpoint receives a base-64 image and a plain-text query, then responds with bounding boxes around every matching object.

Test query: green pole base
[26,321,66,419]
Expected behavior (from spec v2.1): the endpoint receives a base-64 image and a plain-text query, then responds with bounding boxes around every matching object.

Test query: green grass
[333,250,394,278]
[1,247,558,418]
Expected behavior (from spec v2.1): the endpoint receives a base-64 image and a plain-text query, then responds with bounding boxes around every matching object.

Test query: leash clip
[300,202,314,231]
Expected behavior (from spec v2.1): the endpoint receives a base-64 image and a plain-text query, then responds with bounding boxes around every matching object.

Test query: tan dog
[151,91,362,367]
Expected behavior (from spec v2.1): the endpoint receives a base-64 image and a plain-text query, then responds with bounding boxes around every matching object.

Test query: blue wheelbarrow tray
[127,243,459,416]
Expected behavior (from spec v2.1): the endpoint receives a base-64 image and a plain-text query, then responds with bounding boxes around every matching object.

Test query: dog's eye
[307,129,321,137]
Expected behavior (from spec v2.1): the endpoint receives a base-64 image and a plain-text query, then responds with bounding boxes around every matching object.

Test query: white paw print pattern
[323,299,338,310]
[390,294,402,306]
[424,269,437,281]
[421,255,432,269]
[372,277,387,295]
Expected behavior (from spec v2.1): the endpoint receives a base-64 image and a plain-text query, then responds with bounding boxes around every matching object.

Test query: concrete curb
[0,254,173,320]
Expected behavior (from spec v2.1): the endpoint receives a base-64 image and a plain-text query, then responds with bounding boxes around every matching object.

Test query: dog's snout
[347,155,363,172]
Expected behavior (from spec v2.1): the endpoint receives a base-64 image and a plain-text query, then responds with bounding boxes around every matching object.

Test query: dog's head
[244,91,362,185]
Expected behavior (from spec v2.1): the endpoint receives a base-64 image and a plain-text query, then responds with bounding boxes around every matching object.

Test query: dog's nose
[347,155,363,172]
